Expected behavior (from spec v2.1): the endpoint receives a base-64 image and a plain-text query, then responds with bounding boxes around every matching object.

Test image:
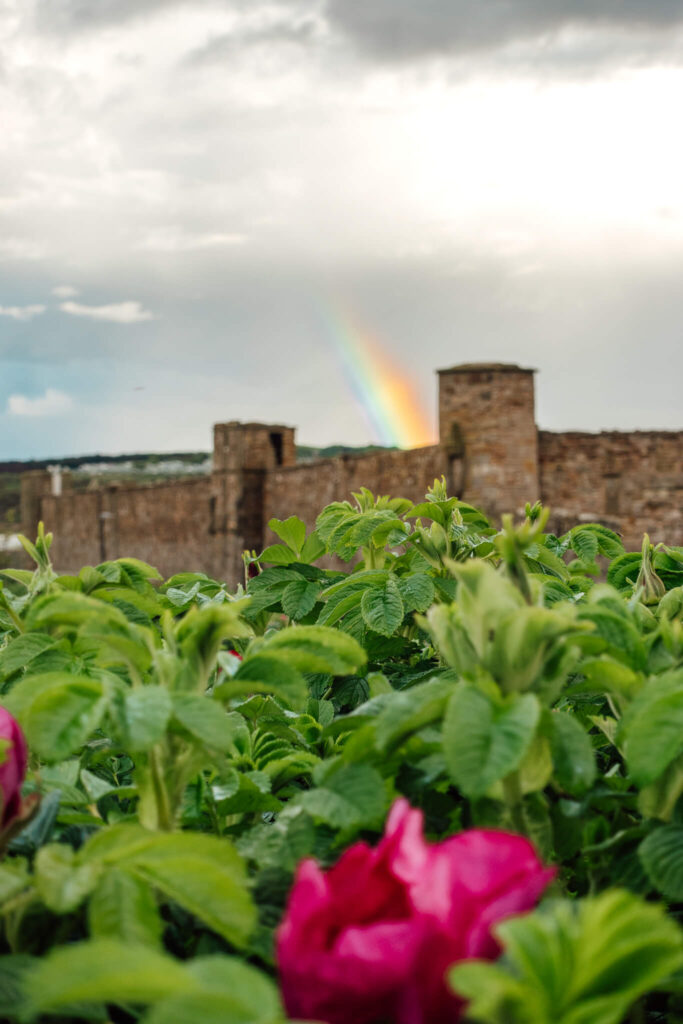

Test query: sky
[1,0,683,459]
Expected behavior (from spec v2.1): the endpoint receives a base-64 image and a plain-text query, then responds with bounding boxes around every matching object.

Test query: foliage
[0,483,682,1023]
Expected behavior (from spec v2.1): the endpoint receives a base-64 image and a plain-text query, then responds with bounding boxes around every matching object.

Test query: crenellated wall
[21,363,682,584]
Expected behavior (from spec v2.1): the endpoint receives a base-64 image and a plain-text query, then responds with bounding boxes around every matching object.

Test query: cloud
[0,304,46,321]
[32,0,194,32]
[0,238,46,261]
[324,0,683,62]
[32,0,310,34]
[186,16,319,66]
[51,284,80,298]
[60,300,155,323]
[7,388,73,417]
[136,228,248,253]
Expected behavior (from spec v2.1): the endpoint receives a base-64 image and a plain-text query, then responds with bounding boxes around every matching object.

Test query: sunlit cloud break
[0,304,46,321]
[7,389,73,417]
[60,300,155,323]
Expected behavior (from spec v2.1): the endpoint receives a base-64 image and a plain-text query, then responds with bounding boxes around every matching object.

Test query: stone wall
[264,445,446,544]
[539,430,683,547]
[40,478,217,577]
[21,362,683,585]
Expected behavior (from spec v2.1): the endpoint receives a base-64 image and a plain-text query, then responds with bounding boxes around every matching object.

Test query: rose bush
[0,707,27,831]
[277,798,554,1024]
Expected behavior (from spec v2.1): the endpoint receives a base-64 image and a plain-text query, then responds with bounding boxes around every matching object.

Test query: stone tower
[210,421,297,583]
[438,363,539,519]
[212,422,296,473]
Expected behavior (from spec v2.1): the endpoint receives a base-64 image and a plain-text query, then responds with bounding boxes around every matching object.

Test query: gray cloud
[31,0,200,32]
[185,17,319,67]
[32,0,314,34]
[324,0,683,61]
[2,0,682,459]
[29,0,683,70]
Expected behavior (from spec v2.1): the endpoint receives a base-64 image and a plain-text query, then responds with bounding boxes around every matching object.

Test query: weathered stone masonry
[21,364,683,585]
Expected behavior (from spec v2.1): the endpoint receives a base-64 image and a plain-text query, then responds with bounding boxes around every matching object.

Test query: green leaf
[533,544,571,580]
[88,868,163,947]
[22,677,107,761]
[35,844,101,913]
[577,607,646,669]
[317,588,364,627]
[25,591,131,632]
[0,568,34,586]
[120,686,172,750]
[578,657,641,697]
[22,940,195,1018]
[607,552,642,592]
[450,890,683,1024]
[174,602,251,690]
[443,685,540,799]
[360,575,405,636]
[96,586,164,619]
[172,694,241,752]
[215,654,308,709]
[281,579,320,620]
[80,768,119,803]
[549,711,596,795]
[143,957,283,1024]
[300,531,326,563]
[638,756,683,823]
[2,671,89,718]
[257,544,297,565]
[370,677,452,756]
[115,557,163,581]
[0,633,56,680]
[126,835,255,948]
[214,771,283,814]
[0,861,31,904]
[0,955,35,1020]
[397,573,436,613]
[260,625,366,676]
[82,622,153,674]
[639,825,683,901]
[321,570,391,601]
[269,516,306,556]
[78,827,256,948]
[571,528,599,564]
[297,762,387,830]
[590,524,625,559]
[618,669,683,786]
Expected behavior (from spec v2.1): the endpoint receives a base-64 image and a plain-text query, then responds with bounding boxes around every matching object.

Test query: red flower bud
[0,708,28,830]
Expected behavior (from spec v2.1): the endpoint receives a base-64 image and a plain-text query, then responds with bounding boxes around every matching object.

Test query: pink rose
[0,707,28,829]
[276,799,554,1024]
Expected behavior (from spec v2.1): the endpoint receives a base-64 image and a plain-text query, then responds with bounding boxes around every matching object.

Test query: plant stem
[502,772,527,835]
[149,746,174,831]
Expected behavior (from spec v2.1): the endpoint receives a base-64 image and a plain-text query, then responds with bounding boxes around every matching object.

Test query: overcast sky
[1,0,682,459]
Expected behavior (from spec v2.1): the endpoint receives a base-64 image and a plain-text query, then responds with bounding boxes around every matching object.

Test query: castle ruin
[20,363,683,585]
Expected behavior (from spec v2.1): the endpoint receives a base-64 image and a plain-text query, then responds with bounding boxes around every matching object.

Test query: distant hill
[295,443,398,462]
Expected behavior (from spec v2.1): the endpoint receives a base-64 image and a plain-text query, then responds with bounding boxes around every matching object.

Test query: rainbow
[321,302,435,449]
